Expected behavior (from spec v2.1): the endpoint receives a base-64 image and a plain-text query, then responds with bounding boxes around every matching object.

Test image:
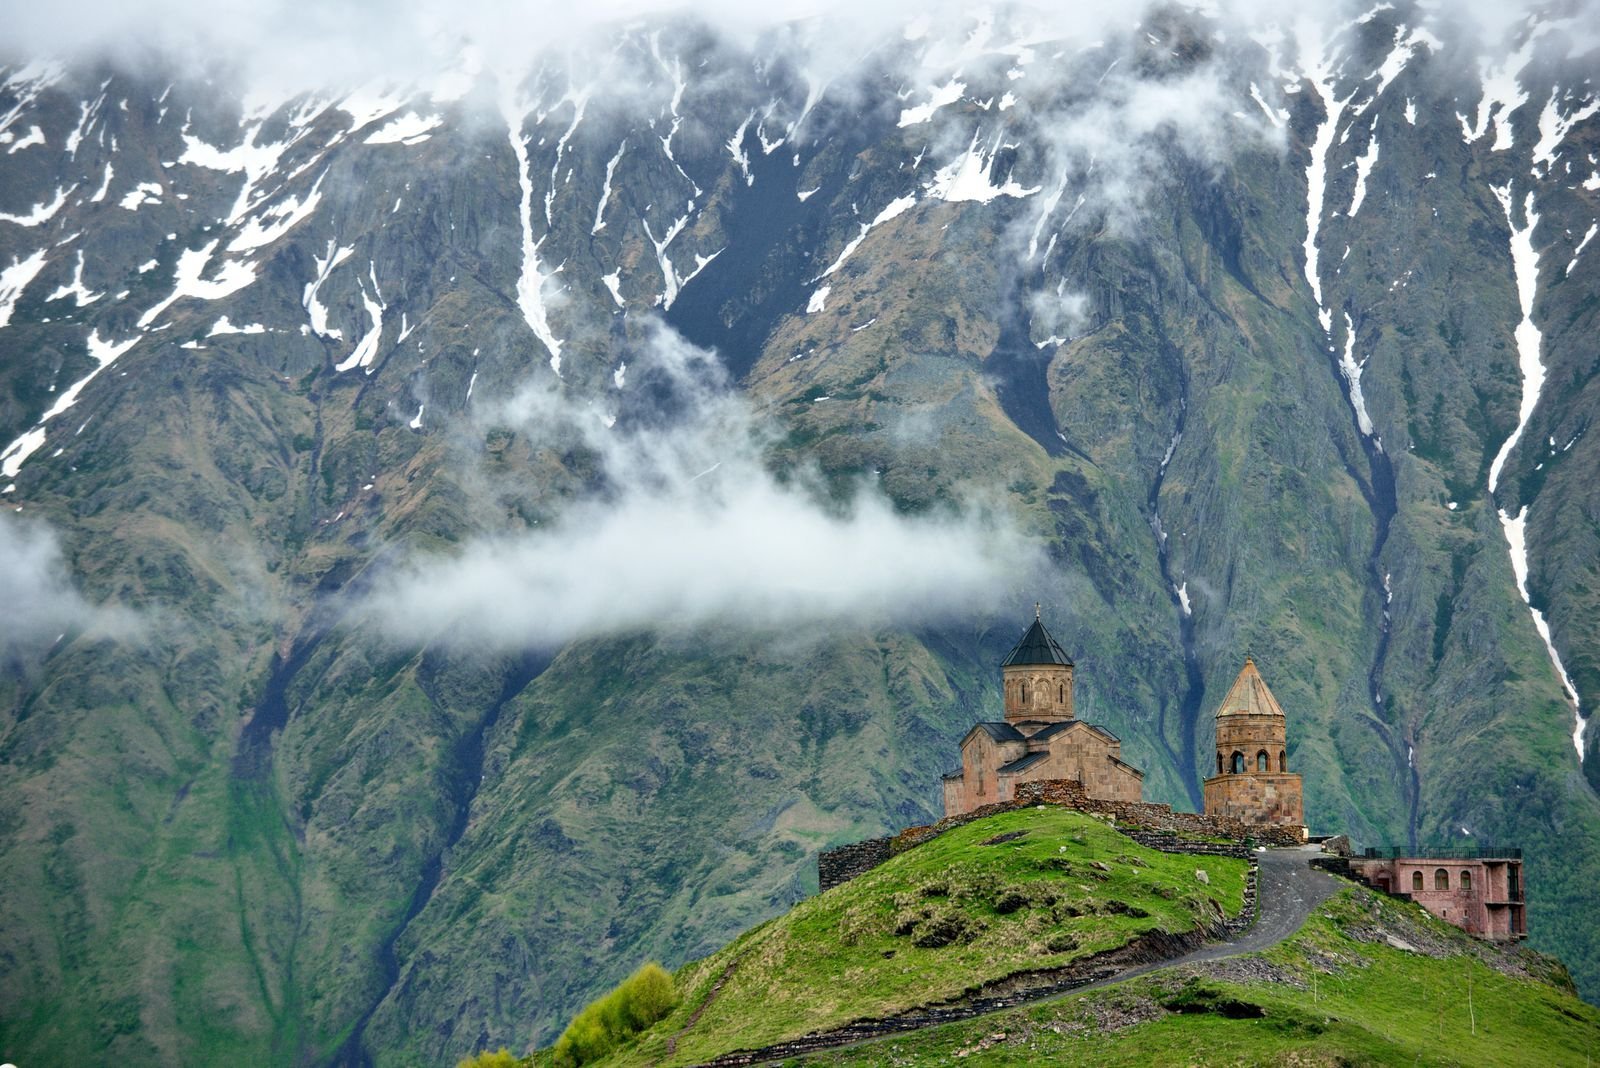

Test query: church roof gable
[1213,657,1286,718]
[997,751,1049,775]
[964,721,1026,744]
[1001,617,1074,667]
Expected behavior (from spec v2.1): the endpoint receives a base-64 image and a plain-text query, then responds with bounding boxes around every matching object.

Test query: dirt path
[696,845,1340,1066]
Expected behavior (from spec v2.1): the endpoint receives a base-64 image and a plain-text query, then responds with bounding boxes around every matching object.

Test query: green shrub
[456,1048,520,1068]
[551,962,678,1066]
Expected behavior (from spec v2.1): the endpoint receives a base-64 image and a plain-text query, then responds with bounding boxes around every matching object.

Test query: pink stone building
[1347,849,1526,941]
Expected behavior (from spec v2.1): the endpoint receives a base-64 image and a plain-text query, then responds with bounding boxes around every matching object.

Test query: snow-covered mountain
[2,1,1599,1063]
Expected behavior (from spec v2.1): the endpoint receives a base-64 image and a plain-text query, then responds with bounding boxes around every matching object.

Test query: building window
[1278,749,1287,772]
[1411,871,1423,892]
[1435,868,1449,890]
[1217,752,1224,775]
[1461,870,1472,892]
[1231,751,1245,773]
[1021,683,1028,705]
[1257,750,1270,772]
[1059,684,1064,703]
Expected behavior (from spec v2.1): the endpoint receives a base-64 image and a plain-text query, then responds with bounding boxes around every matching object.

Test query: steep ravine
[335,651,552,1068]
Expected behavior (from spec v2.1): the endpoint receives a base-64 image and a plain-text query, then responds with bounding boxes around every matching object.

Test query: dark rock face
[1,3,1599,1064]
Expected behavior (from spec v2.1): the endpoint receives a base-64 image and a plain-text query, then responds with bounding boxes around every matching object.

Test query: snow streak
[1,330,137,478]
[1489,184,1584,761]
[503,99,564,375]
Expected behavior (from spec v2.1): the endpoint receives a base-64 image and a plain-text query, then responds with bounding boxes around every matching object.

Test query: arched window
[1059,684,1064,703]
[1411,871,1423,892]
[1461,870,1472,892]
[1021,683,1028,705]
[1278,750,1287,772]
[1435,868,1450,890]
[1257,750,1270,772]
[1231,751,1245,773]
[1217,752,1224,775]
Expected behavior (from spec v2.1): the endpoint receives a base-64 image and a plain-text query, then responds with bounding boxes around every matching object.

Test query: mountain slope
[1,3,1599,1065]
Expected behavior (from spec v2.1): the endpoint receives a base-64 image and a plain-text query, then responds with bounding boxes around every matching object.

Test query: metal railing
[1361,845,1522,860]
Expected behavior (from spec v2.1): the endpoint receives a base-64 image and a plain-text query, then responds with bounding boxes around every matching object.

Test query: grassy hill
[471,808,1599,1067]
[798,889,1600,1067]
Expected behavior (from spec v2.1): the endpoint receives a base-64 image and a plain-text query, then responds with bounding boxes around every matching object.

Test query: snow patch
[2,185,74,226]
[1486,186,1543,495]
[302,239,353,339]
[408,404,425,429]
[1532,90,1600,177]
[898,78,965,127]
[1349,129,1380,218]
[504,100,564,375]
[818,194,916,278]
[602,270,624,307]
[364,112,442,145]
[119,182,162,211]
[0,249,48,327]
[927,128,1040,203]
[1487,184,1582,760]
[1567,222,1597,276]
[592,140,626,234]
[1337,312,1378,442]
[136,241,257,329]
[89,162,113,203]
[1461,32,1540,149]
[1249,82,1288,128]
[6,124,44,153]
[337,87,407,133]
[334,264,385,373]
[227,171,325,252]
[1298,17,1350,335]
[0,329,137,478]
[208,316,266,336]
[807,285,831,313]
[45,250,100,307]
[727,112,754,186]
[1501,506,1585,760]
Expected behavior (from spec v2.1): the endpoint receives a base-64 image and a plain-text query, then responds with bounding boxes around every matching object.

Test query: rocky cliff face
[1,2,1598,1064]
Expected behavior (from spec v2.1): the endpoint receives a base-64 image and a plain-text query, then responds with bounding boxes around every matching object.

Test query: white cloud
[353,323,1038,649]
[0,515,139,656]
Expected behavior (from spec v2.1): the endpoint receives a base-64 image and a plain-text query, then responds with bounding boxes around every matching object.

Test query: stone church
[941,614,1305,833]
[942,612,1144,816]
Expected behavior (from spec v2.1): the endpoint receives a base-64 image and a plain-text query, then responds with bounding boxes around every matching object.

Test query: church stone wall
[1203,771,1304,827]
[1006,744,1142,803]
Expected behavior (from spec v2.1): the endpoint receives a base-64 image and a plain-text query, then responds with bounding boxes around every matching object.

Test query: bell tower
[1202,657,1305,829]
[1001,605,1075,725]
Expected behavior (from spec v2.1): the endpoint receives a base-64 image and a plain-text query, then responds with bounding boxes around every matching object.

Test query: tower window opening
[1278,749,1286,772]
[1059,684,1064,703]
[1217,752,1224,775]
[1230,751,1244,774]
[1257,750,1269,772]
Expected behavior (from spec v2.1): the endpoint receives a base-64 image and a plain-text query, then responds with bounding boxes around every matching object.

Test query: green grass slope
[799,887,1600,1067]
[498,808,1249,1066]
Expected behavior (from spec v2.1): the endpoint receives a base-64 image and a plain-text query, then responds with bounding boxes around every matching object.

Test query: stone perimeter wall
[817,778,1304,892]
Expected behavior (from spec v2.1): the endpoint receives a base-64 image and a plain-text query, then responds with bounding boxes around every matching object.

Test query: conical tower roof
[1213,657,1285,717]
[1001,612,1074,667]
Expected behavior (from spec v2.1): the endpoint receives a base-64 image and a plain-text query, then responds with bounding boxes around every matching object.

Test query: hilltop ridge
[477,805,1599,1066]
